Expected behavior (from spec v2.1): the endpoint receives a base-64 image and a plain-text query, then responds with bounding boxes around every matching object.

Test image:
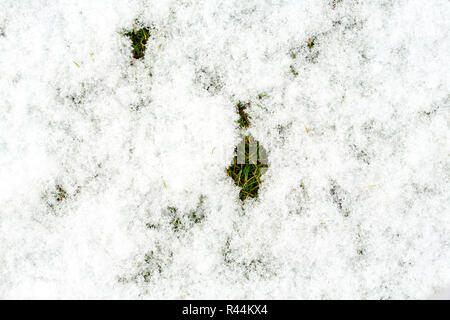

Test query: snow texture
[0,0,449,299]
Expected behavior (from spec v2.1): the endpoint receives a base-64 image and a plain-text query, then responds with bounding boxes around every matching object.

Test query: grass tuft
[226,136,268,201]
[125,26,150,59]
[236,101,251,128]
[227,100,268,201]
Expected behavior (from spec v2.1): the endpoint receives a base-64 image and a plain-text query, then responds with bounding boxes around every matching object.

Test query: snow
[0,0,449,299]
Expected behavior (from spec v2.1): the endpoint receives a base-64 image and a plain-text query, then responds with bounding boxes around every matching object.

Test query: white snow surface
[0,0,449,299]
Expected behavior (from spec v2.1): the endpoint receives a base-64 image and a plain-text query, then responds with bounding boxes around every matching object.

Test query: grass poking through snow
[226,136,268,201]
[227,101,268,201]
[236,101,251,128]
[125,26,150,59]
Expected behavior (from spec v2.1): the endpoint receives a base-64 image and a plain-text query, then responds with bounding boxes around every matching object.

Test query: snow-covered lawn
[0,0,449,299]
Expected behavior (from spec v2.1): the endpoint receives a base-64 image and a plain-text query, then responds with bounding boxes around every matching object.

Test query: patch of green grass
[227,100,268,201]
[226,136,268,201]
[236,101,251,128]
[125,26,150,59]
